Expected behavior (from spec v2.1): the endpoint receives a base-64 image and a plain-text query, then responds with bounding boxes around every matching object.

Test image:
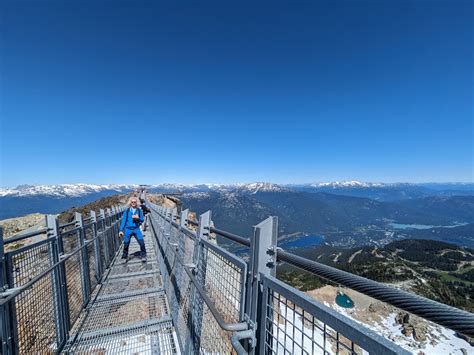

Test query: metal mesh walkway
[64,229,179,354]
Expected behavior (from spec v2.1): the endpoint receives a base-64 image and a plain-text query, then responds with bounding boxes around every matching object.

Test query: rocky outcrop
[395,312,428,342]
[368,301,391,314]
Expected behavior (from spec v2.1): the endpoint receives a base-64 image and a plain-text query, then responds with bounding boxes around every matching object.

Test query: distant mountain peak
[312,181,375,188]
[236,182,289,194]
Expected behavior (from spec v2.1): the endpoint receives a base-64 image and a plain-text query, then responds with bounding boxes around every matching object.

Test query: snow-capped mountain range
[0,184,139,197]
[1,181,472,198]
[0,182,286,197]
[310,181,384,188]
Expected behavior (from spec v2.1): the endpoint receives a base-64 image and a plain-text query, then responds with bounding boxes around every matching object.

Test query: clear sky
[1,1,472,186]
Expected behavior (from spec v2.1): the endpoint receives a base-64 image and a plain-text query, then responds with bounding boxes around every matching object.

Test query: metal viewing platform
[1,194,473,354]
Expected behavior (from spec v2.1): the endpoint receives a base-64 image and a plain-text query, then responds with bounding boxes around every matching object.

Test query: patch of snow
[181,192,211,200]
[334,308,472,354]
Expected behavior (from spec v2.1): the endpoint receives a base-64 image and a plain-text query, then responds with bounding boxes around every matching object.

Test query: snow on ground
[333,300,472,354]
[273,299,472,354]
[303,285,472,355]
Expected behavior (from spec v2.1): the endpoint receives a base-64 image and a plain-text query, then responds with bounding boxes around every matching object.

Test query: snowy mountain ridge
[0,184,139,197]
[0,182,286,197]
[1,181,472,198]
[310,180,382,188]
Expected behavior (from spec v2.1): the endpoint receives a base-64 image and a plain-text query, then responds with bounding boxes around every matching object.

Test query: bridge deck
[64,229,179,354]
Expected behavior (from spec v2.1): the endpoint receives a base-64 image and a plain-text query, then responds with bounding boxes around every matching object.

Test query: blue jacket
[120,208,144,231]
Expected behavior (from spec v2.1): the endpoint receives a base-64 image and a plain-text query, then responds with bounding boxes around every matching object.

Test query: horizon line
[1,180,473,189]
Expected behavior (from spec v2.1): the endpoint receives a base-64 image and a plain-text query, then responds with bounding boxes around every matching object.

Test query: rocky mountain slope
[180,191,474,248]
[279,239,474,312]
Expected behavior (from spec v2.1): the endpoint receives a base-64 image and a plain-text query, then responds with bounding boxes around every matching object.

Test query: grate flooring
[64,227,179,354]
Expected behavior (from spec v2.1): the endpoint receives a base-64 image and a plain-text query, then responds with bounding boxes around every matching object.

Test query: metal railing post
[189,210,211,353]
[99,209,110,266]
[110,208,117,255]
[177,209,189,268]
[165,208,176,285]
[168,207,178,251]
[162,208,170,238]
[168,208,177,237]
[178,208,189,261]
[110,207,117,252]
[247,216,278,354]
[105,208,113,255]
[46,214,69,350]
[115,207,121,244]
[75,212,91,306]
[90,211,102,282]
[162,207,168,235]
[54,215,72,340]
[0,227,16,355]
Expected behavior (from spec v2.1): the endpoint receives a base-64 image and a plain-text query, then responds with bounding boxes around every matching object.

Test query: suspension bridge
[0,193,473,354]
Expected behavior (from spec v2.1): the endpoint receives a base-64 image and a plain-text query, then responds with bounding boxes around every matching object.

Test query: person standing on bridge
[139,197,151,231]
[118,196,147,262]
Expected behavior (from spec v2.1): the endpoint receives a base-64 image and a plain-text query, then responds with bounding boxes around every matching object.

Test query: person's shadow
[132,251,142,258]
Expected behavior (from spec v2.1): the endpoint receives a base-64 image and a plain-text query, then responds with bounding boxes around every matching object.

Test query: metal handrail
[0,237,87,305]
[3,227,51,245]
[59,226,82,236]
[0,213,123,306]
[209,226,251,246]
[186,219,198,226]
[59,220,76,229]
[185,218,251,246]
[155,209,248,332]
[184,266,248,332]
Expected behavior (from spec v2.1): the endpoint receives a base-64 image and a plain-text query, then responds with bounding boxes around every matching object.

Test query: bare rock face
[368,302,390,313]
[413,325,428,342]
[395,312,410,324]
[395,312,428,342]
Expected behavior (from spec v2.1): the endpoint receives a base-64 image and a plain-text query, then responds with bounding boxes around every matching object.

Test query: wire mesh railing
[149,198,474,355]
[259,276,404,355]
[149,205,249,354]
[0,206,125,354]
[149,204,395,354]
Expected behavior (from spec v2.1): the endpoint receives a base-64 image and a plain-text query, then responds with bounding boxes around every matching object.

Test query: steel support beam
[90,211,103,282]
[75,212,91,306]
[47,214,69,350]
[250,216,278,354]
[0,227,16,355]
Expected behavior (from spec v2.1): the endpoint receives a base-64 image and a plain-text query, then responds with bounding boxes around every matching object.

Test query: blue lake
[336,293,355,308]
[279,235,324,249]
[389,222,468,230]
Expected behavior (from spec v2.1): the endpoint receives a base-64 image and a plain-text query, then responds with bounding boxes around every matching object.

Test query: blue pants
[122,228,146,257]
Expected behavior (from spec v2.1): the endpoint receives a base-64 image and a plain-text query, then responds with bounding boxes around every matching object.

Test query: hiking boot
[121,254,128,261]
[141,255,147,263]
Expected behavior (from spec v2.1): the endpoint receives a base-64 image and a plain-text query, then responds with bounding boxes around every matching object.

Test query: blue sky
[1,1,472,186]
